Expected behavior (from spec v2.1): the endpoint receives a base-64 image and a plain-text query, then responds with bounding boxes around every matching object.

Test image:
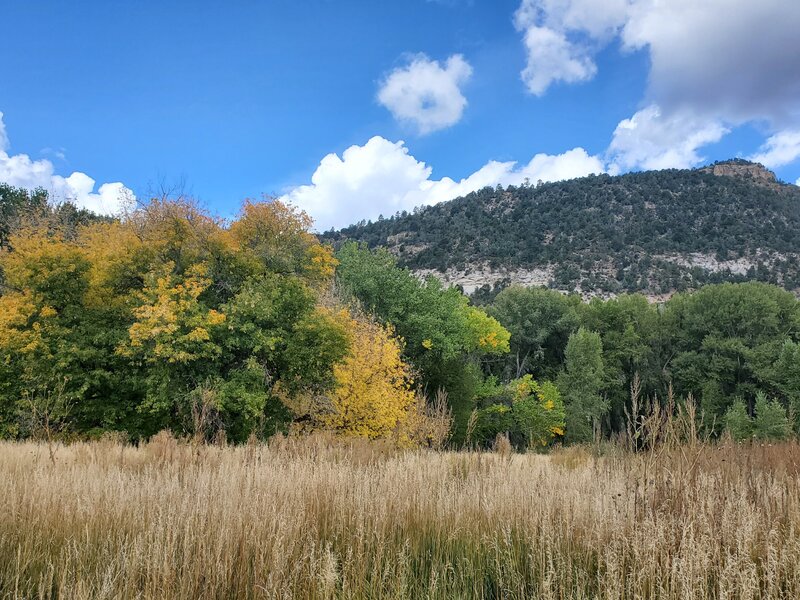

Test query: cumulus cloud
[377,54,473,134]
[516,25,596,95]
[749,130,800,169]
[515,0,800,167]
[620,0,800,127]
[0,111,132,215]
[281,136,603,231]
[516,0,630,40]
[514,0,800,126]
[513,0,631,94]
[607,105,729,172]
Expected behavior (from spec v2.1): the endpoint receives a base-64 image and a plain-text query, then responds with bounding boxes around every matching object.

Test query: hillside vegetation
[326,160,800,296]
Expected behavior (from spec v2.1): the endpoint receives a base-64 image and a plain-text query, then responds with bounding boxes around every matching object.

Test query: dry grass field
[2,434,800,599]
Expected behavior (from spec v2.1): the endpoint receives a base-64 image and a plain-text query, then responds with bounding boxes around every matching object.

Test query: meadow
[2,434,799,599]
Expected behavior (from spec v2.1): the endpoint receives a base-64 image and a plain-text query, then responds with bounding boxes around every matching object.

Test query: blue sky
[1,0,799,230]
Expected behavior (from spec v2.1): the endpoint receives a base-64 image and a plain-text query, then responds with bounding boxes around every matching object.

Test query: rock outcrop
[703,160,777,184]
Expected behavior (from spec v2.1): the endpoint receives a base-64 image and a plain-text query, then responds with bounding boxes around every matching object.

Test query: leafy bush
[724,399,753,441]
[474,375,565,450]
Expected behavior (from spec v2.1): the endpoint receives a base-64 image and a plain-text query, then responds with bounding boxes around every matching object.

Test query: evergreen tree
[753,392,791,441]
[557,328,606,443]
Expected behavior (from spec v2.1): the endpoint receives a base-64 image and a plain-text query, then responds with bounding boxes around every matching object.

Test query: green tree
[753,392,790,441]
[724,399,752,441]
[578,295,659,433]
[335,242,509,442]
[474,375,564,450]
[774,340,800,432]
[0,184,48,251]
[557,328,607,443]
[488,286,580,380]
[511,376,565,448]
[666,282,800,432]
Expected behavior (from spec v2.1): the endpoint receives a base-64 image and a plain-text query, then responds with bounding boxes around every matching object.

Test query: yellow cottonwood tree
[228,199,336,282]
[322,310,417,440]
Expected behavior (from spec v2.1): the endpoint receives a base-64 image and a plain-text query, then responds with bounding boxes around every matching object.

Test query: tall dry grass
[2,433,800,599]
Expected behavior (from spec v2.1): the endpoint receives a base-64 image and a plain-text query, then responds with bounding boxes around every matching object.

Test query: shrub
[724,399,753,441]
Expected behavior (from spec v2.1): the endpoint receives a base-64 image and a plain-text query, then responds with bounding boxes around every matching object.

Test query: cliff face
[703,160,778,185]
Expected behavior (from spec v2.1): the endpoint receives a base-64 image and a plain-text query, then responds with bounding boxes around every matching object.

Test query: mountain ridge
[323,160,800,299]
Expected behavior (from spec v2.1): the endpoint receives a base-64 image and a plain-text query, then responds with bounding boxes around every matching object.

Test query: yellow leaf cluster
[229,199,313,248]
[0,298,32,364]
[227,199,336,282]
[464,306,511,354]
[304,244,338,282]
[76,221,142,309]
[121,264,226,364]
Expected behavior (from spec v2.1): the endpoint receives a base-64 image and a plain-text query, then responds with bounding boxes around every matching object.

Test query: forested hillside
[325,160,800,297]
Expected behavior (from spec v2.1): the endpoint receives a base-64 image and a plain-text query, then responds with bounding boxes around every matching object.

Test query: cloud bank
[281,136,603,231]
[515,0,800,171]
[0,112,133,215]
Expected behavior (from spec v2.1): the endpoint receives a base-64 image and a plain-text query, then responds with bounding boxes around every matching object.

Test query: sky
[1,0,799,231]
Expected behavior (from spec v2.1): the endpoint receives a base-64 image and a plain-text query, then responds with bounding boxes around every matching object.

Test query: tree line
[338,246,799,447]
[1,183,797,448]
[0,185,511,446]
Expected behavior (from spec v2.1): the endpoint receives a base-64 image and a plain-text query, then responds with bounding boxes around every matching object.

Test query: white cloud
[0,112,8,152]
[620,0,800,127]
[607,105,729,172]
[514,0,800,128]
[514,0,631,94]
[281,136,603,231]
[516,0,630,41]
[0,111,132,215]
[514,0,800,164]
[749,131,800,169]
[516,25,596,95]
[516,147,605,183]
[377,54,472,134]
[796,178,800,187]
[55,174,134,216]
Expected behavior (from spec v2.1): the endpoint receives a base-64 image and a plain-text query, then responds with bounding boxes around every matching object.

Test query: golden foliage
[75,221,142,309]
[322,310,417,440]
[120,263,226,364]
[463,306,510,354]
[0,292,39,354]
[303,243,338,282]
[229,198,313,247]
